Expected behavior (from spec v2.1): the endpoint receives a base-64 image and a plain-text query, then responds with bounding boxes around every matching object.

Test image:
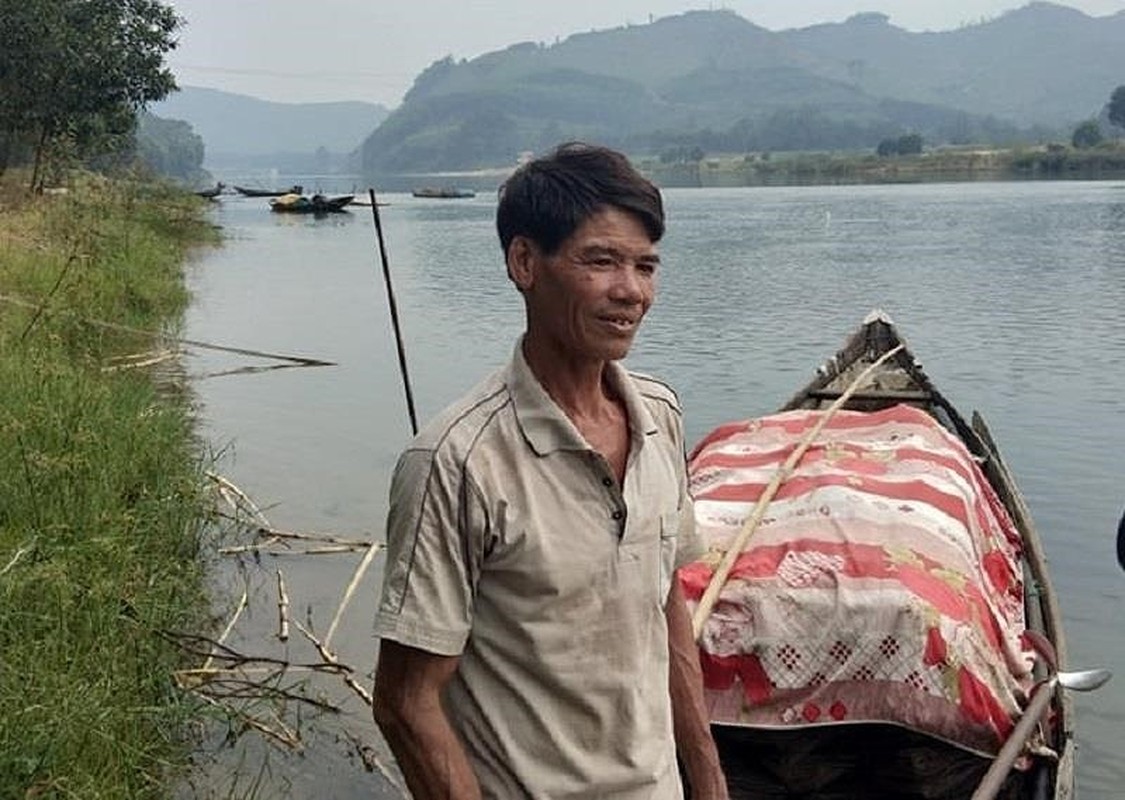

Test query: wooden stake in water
[369,188,418,436]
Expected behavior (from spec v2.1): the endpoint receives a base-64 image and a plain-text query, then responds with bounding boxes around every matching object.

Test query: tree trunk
[30,123,50,193]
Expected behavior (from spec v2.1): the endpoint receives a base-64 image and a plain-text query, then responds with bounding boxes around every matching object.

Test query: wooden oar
[970,668,1111,800]
[691,343,904,641]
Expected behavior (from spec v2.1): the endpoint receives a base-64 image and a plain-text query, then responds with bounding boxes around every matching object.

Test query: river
[181,179,1125,798]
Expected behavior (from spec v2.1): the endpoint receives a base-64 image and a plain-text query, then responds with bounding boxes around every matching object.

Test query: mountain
[781,4,1125,125]
[151,86,388,169]
[359,3,1125,174]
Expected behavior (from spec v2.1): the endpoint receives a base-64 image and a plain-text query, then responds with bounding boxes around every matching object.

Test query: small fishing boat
[411,187,475,199]
[194,182,224,199]
[682,311,1079,800]
[268,193,354,214]
[233,184,303,198]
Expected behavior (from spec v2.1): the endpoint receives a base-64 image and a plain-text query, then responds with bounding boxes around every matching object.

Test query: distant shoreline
[368,144,1125,191]
[636,144,1125,188]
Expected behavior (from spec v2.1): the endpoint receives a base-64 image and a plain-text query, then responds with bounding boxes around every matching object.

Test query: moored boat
[681,311,1076,799]
[268,193,354,214]
[412,187,475,199]
[233,184,303,197]
[194,181,224,199]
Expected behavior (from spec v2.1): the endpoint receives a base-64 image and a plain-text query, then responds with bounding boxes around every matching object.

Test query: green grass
[0,174,219,799]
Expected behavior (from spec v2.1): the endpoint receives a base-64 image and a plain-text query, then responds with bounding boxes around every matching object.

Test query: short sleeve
[374,447,479,656]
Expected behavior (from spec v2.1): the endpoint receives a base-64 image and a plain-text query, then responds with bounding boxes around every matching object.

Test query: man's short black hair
[496,142,664,258]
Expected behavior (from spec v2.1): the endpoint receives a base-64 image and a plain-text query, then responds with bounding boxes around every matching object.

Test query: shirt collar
[506,338,658,456]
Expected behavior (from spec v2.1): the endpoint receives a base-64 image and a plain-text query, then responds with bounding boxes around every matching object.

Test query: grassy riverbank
[0,174,219,798]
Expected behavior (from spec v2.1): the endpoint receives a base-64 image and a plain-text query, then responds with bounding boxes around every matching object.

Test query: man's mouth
[601,314,638,332]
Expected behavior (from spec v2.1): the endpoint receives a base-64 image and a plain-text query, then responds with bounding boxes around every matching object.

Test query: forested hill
[360,3,1125,173]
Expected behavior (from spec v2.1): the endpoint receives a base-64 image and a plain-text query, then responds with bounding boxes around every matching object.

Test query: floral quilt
[678,404,1037,755]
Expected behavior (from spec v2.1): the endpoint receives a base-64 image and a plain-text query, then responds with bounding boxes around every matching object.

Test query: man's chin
[597,339,636,362]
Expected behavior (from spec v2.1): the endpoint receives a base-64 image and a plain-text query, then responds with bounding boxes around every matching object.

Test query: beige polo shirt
[375,339,702,799]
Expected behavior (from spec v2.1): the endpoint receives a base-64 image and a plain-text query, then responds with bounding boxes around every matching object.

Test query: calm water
[182,180,1125,798]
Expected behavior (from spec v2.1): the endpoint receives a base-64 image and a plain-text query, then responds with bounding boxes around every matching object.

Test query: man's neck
[521,336,617,423]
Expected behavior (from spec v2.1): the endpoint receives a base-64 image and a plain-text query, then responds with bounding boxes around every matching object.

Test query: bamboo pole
[368,188,418,436]
[690,344,905,640]
[970,677,1055,800]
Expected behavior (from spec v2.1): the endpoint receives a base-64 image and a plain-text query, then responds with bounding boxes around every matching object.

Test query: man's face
[515,206,658,363]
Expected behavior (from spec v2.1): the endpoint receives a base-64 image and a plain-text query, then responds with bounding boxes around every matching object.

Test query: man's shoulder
[410,367,514,456]
[626,369,683,418]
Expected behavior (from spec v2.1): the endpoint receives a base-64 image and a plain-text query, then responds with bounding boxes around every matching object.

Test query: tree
[136,112,206,182]
[876,133,923,157]
[1071,119,1103,149]
[0,0,181,187]
[1108,85,1125,130]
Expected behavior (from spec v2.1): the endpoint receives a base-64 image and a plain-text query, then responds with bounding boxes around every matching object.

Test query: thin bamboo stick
[294,619,373,707]
[690,344,905,640]
[0,541,33,576]
[256,527,373,547]
[175,666,326,689]
[217,538,284,555]
[203,588,249,671]
[276,569,290,642]
[0,292,336,367]
[209,510,371,546]
[324,541,384,650]
[101,349,178,372]
[344,730,408,796]
[219,543,365,557]
[194,692,301,749]
[205,472,271,528]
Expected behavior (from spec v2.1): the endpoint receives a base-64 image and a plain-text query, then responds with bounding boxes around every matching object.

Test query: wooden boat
[194,182,224,199]
[412,187,475,199]
[233,184,303,197]
[268,193,354,214]
[684,311,1071,800]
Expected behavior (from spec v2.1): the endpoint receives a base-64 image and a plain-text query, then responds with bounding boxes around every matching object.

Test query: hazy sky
[165,1,1124,108]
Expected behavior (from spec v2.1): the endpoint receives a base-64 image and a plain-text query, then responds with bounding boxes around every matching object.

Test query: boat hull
[234,184,303,198]
[268,194,354,214]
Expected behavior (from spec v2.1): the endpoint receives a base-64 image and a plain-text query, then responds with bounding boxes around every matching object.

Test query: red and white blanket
[678,404,1037,755]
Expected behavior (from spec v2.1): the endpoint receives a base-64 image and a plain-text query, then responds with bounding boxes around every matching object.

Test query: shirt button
[611,510,623,520]
[602,477,613,487]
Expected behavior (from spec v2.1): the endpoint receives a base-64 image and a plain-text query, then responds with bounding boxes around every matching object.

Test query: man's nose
[611,264,646,302]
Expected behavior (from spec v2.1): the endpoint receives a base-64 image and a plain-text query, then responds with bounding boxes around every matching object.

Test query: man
[372,142,728,799]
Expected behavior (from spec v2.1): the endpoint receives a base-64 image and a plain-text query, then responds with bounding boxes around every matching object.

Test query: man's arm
[372,639,482,800]
[666,578,729,800]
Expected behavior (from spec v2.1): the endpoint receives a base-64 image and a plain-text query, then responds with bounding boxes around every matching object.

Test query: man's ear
[506,236,538,291]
